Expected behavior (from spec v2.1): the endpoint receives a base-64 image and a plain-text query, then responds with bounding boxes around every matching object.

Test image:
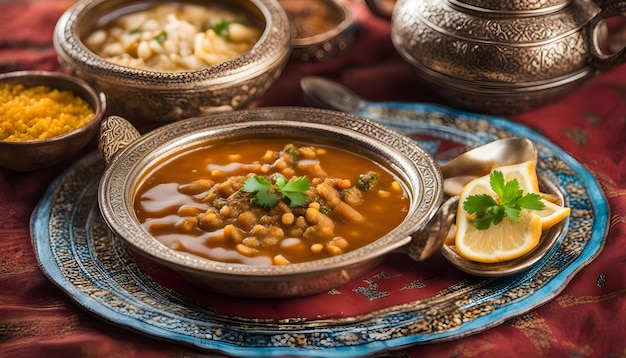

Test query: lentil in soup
[134,139,410,266]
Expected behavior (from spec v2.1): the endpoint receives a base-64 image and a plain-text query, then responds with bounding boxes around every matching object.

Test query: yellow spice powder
[0,83,95,142]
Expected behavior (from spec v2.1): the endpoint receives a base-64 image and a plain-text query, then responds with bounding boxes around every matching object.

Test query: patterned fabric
[1,0,625,357]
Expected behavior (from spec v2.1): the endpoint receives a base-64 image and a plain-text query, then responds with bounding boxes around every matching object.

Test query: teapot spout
[99,115,141,167]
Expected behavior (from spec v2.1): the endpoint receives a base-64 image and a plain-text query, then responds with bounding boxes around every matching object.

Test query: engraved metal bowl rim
[97,107,444,278]
[53,0,292,88]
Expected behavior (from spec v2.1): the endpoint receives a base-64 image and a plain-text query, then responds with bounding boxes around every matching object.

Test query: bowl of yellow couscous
[0,71,106,171]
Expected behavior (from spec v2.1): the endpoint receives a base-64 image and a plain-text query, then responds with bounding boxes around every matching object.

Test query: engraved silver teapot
[366,0,626,114]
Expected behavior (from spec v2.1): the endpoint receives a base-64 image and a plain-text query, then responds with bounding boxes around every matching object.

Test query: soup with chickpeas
[134,139,410,266]
[84,3,263,71]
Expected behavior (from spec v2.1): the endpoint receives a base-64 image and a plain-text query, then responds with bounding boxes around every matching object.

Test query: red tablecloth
[2,1,625,357]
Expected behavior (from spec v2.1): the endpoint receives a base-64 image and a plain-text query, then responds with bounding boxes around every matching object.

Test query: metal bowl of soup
[53,0,291,129]
[98,107,445,298]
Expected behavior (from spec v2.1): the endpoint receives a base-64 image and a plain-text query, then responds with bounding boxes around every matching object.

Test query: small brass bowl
[280,0,355,61]
[0,71,106,172]
[53,0,291,127]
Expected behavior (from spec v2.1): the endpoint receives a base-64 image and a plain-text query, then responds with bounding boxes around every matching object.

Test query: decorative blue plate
[31,103,608,357]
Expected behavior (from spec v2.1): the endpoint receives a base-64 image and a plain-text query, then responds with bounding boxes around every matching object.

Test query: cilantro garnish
[242,176,278,207]
[242,175,310,208]
[153,31,167,44]
[212,20,231,39]
[357,171,379,191]
[283,144,300,161]
[462,170,545,230]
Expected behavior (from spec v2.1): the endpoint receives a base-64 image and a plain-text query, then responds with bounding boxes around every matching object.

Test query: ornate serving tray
[31,103,608,357]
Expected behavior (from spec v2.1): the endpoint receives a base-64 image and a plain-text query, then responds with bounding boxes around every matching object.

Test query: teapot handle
[364,0,395,20]
[588,0,626,71]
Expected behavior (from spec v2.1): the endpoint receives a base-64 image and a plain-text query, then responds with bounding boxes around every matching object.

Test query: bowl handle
[588,0,626,71]
[99,115,141,167]
[404,196,458,261]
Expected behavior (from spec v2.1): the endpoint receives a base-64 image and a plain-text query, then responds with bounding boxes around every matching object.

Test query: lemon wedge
[454,160,569,263]
[534,197,571,230]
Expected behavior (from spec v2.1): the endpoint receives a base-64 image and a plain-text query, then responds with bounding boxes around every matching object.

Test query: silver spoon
[439,137,537,196]
[440,176,569,276]
[300,76,368,113]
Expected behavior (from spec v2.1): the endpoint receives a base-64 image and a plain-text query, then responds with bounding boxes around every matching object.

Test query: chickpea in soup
[84,3,262,71]
[134,139,410,266]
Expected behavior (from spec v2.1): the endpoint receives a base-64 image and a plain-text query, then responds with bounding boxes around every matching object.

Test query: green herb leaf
[212,20,231,39]
[283,144,300,161]
[154,31,167,45]
[462,170,545,230]
[472,214,496,230]
[357,171,379,191]
[462,193,497,214]
[242,175,310,208]
[277,176,310,207]
[242,176,279,207]
[517,192,546,210]
[489,170,506,197]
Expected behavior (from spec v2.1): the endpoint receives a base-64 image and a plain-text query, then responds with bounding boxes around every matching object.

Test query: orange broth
[133,138,410,266]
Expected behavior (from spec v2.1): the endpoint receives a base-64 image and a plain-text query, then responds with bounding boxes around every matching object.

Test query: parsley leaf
[277,176,310,206]
[212,20,231,39]
[357,171,379,191]
[242,175,310,208]
[241,176,279,207]
[153,31,167,45]
[462,170,545,230]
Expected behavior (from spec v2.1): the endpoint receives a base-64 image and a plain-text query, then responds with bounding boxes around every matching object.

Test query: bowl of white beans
[53,0,291,129]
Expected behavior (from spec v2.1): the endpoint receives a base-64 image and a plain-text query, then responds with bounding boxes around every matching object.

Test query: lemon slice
[489,160,540,193]
[535,198,571,230]
[454,160,568,263]
[455,206,543,263]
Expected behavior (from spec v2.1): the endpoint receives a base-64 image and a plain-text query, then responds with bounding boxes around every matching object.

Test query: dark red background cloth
[2,0,626,357]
